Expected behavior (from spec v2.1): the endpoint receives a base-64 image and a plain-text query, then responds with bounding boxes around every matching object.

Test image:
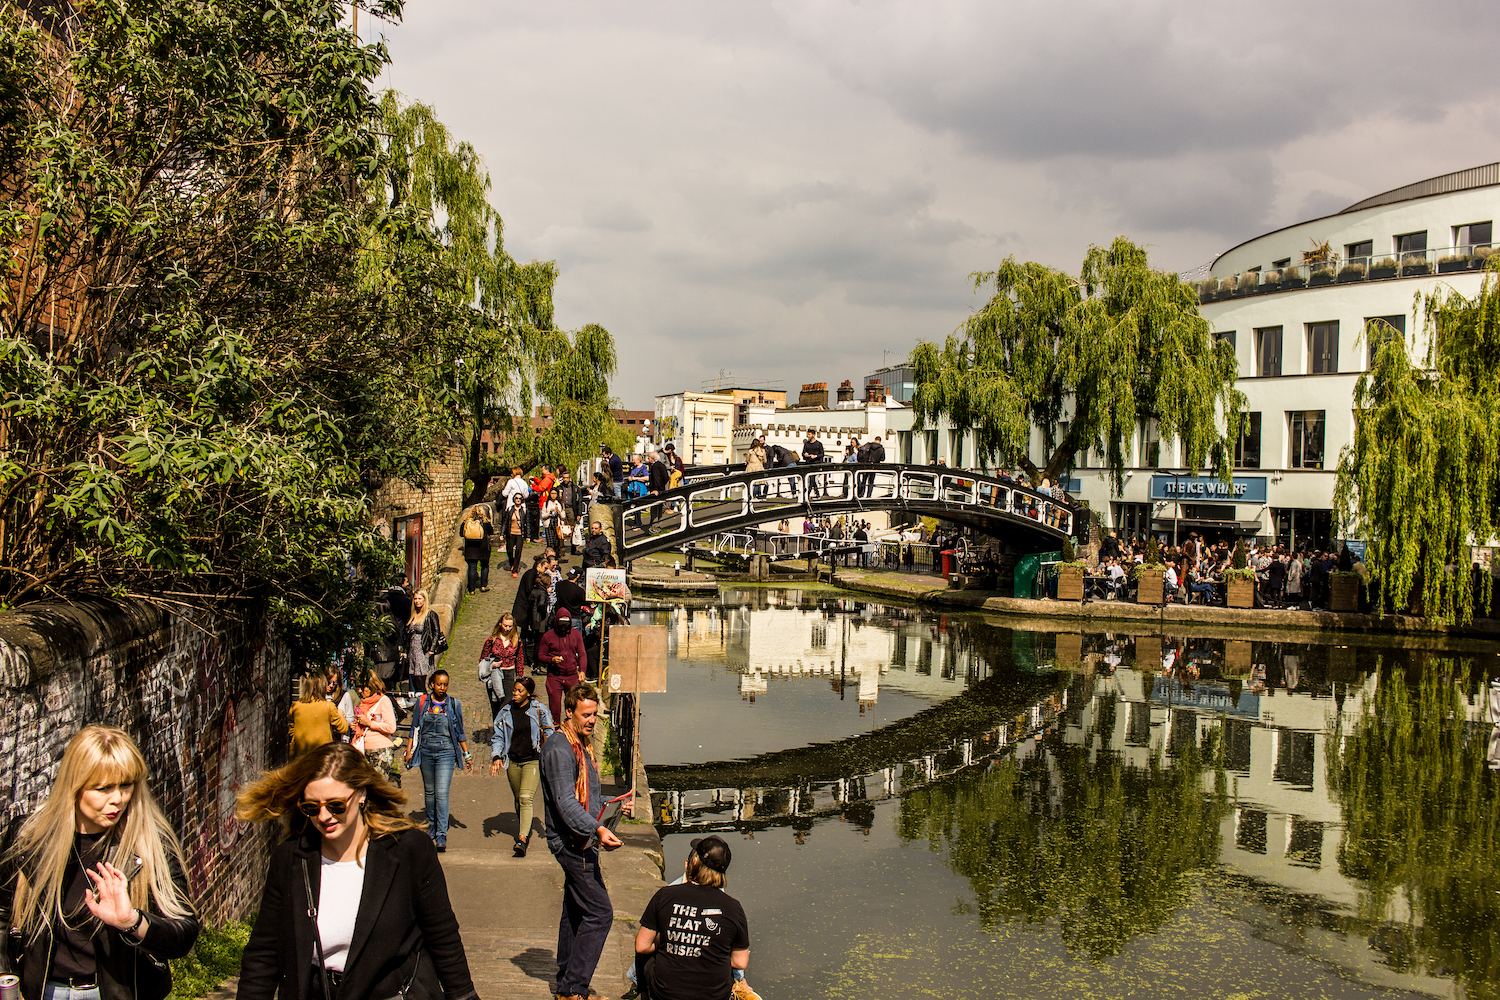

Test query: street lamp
[1158,469,1182,547]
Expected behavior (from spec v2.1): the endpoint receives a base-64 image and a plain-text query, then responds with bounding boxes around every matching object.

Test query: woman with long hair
[236,743,475,1000]
[540,493,563,553]
[290,673,350,759]
[487,677,554,857]
[406,591,442,690]
[0,726,199,1000]
[351,672,399,788]
[478,613,524,721]
[403,671,471,852]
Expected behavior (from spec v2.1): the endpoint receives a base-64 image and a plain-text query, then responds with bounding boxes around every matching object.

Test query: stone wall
[371,438,468,601]
[0,598,290,925]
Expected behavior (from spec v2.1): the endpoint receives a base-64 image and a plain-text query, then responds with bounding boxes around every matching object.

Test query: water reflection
[640,590,1500,997]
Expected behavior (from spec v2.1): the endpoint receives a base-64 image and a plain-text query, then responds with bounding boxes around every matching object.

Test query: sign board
[585,568,631,605]
[1148,475,1268,504]
[606,625,667,694]
[1343,539,1368,562]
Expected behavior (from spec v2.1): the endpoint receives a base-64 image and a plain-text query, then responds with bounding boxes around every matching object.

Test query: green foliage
[1330,663,1500,998]
[1060,536,1076,564]
[1333,276,1500,623]
[1147,534,1161,567]
[168,919,253,1000]
[898,704,1230,960]
[1231,538,1248,570]
[911,238,1244,490]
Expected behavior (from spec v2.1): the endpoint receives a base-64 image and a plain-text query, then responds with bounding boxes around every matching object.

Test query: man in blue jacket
[541,684,623,1000]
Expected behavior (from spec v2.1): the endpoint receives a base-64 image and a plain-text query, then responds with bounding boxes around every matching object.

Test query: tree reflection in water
[1331,661,1500,999]
[897,692,1231,960]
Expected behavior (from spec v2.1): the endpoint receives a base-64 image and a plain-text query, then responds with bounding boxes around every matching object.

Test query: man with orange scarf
[540,683,622,1000]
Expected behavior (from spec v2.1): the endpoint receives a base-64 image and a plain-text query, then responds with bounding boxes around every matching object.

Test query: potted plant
[1197,277,1219,303]
[1330,544,1361,612]
[1281,266,1307,290]
[1134,535,1167,604]
[1239,271,1260,295]
[1260,268,1282,292]
[1309,265,1336,287]
[1438,253,1472,274]
[1477,246,1496,270]
[1055,537,1087,601]
[1337,262,1366,283]
[1225,538,1256,608]
[1402,254,1432,277]
[1369,257,1399,279]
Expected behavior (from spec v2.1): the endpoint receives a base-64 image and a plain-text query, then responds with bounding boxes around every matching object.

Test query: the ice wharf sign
[1148,475,1268,504]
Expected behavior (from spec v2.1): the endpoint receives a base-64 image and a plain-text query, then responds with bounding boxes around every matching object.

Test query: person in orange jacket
[530,464,556,503]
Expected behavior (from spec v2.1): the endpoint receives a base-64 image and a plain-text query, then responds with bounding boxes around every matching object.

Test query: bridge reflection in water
[637,589,1500,999]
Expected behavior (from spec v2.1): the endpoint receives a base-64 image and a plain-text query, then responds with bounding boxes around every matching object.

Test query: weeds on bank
[169,920,253,1000]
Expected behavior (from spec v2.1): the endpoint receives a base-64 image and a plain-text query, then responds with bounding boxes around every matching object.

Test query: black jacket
[237,828,476,1000]
[647,461,670,494]
[582,533,612,569]
[768,445,798,468]
[0,829,200,1000]
[511,569,539,623]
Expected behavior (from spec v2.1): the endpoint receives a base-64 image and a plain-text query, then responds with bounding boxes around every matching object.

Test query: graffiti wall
[0,597,290,924]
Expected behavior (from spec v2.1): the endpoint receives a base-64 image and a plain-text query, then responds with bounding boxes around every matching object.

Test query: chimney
[836,380,855,403]
[865,380,884,403]
[797,382,828,408]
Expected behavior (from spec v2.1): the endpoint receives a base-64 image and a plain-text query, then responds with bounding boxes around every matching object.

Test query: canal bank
[829,566,1500,639]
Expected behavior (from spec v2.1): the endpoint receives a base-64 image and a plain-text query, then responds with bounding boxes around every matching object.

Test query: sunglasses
[298,791,360,818]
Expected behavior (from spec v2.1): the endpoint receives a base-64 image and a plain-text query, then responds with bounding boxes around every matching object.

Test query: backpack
[463,518,484,540]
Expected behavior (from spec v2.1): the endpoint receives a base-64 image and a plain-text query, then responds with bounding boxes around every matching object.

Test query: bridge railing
[620,463,1073,555]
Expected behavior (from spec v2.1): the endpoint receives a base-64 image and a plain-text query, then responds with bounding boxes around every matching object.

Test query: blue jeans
[554,844,613,997]
[419,745,456,840]
[44,984,101,1000]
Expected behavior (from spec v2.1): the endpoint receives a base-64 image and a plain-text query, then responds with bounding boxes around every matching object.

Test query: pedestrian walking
[502,466,531,540]
[488,676,555,857]
[352,672,401,789]
[460,507,492,595]
[290,673,351,759]
[540,685,622,1000]
[403,671,472,852]
[601,445,625,498]
[235,743,476,1000]
[407,591,447,692]
[0,726,200,1000]
[555,471,580,554]
[632,836,754,1000]
[541,493,563,552]
[478,613,525,722]
[539,609,587,725]
[504,494,526,577]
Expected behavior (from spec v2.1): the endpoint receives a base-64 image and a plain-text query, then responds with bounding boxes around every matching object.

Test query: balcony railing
[1193,244,1498,305]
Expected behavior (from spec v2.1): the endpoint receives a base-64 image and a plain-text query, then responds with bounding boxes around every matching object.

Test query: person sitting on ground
[630,835,756,1000]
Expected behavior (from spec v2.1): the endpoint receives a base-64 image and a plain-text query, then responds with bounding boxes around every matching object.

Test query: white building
[1073,162,1500,549]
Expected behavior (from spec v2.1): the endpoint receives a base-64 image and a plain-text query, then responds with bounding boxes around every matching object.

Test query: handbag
[301,860,428,1000]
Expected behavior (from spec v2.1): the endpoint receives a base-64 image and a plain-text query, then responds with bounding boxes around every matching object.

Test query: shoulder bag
[302,858,426,1000]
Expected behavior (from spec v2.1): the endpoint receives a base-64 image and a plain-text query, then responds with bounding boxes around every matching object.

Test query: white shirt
[502,476,530,502]
[317,855,367,972]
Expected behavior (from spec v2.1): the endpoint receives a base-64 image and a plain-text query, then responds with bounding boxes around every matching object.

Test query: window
[626,419,636,425]
[1213,330,1236,351]
[712,417,725,436]
[1395,230,1427,258]
[1307,321,1339,374]
[1113,502,1153,540]
[1256,327,1283,377]
[1273,508,1332,551]
[1235,412,1261,469]
[1138,419,1160,468]
[1272,257,1291,269]
[1365,314,1405,368]
[1183,504,1235,520]
[693,416,704,436]
[1289,411,1325,469]
[1345,240,1372,261]
[1456,221,1493,253]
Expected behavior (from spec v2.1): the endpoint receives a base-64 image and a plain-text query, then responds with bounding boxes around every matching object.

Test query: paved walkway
[428,536,664,1000]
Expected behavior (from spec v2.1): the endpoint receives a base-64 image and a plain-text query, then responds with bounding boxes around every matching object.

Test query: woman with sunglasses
[236,743,476,1000]
[0,726,199,1000]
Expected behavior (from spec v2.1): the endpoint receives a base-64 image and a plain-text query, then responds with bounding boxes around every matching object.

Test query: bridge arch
[612,464,1078,560]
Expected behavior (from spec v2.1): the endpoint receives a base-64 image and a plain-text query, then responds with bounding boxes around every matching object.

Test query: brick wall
[0,598,291,924]
[371,438,468,600]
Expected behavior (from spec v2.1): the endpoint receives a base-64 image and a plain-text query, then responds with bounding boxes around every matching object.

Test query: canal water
[632,586,1500,1000]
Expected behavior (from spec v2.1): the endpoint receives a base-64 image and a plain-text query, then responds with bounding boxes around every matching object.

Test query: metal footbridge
[613,463,1078,560]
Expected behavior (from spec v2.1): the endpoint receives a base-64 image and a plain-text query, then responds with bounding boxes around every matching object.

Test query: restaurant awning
[1152,518,1263,535]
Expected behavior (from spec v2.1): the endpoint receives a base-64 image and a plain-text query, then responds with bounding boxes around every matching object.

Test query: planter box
[1056,570,1084,601]
[1227,579,1255,608]
[1438,259,1471,274]
[1282,276,1307,290]
[1402,264,1432,277]
[1336,269,1365,283]
[1330,574,1360,612]
[1055,632,1082,666]
[1308,272,1335,287]
[1136,569,1165,604]
[1224,640,1252,675]
[1369,266,1398,280]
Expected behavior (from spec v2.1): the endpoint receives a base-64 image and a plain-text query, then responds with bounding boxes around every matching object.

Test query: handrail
[1194,243,1498,304]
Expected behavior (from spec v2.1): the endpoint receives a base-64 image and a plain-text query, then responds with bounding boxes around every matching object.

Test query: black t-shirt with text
[640,882,749,1000]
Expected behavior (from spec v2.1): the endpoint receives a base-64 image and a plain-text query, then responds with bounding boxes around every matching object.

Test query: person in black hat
[629,836,754,1000]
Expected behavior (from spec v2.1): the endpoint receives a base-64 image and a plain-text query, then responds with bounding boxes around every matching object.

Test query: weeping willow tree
[1333,274,1500,623]
[1330,662,1500,997]
[367,94,618,503]
[911,237,1244,489]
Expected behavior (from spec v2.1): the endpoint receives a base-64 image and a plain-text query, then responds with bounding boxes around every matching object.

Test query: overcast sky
[372,1,1500,408]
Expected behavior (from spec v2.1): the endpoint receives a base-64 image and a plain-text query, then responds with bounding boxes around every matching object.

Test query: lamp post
[1158,469,1182,547]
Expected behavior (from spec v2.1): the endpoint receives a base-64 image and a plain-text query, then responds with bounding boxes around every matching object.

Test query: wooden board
[606,625,668,693]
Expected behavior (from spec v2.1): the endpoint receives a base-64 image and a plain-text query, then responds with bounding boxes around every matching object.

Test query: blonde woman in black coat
[235,743,476,1000]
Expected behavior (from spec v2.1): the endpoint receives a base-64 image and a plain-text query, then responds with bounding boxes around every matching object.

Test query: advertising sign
[585,567,631,604]
[1148,475,1268,504]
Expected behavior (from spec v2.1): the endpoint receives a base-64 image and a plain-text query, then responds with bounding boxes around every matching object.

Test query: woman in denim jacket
[487,677,555,856]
